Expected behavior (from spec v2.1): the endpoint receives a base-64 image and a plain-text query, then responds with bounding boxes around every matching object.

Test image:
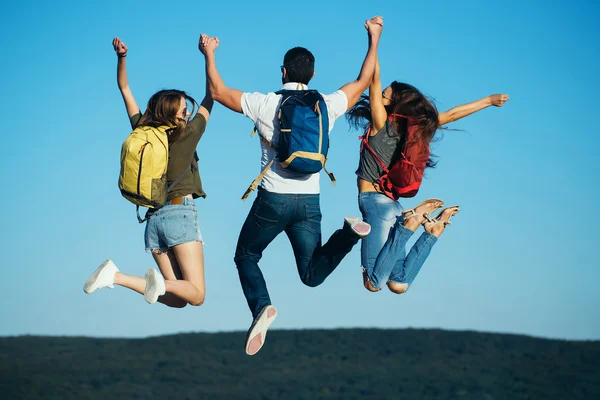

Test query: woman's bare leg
[109,250,187,308]
[158,241,206,306]
[150,249,189,308]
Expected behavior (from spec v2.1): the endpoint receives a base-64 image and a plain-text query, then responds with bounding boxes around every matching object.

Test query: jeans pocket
[252,197,286,229]
[302,204,322,234]
[162,208,195,243]
[374,198,398,222]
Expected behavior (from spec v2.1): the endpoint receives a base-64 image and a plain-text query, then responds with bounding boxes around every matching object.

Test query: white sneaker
[245,305,278,356]
[144,268,166,304]
[83,259,119,294]
[344,216,371,238]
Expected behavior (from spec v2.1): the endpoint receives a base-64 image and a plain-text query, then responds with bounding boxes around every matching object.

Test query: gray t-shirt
[356,120,403,183]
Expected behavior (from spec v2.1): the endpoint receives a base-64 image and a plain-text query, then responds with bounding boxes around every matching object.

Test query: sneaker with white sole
[344,216,371,238]
[245,305,278,356]
[83,259,119,294]
[144,268,166,304]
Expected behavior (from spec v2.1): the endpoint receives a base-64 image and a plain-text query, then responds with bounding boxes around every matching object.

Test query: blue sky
[1,0,598,340]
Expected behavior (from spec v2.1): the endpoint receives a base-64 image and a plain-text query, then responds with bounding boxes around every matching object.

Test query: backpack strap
[364,114,413,163]
[137,164,192,223]
[322,161,336,185]
[166,164,192,192]
[244,126,277,201]
[251,126,276,149]
[137,206,146,224]
[241,159,275,201]
[361,128,390,173]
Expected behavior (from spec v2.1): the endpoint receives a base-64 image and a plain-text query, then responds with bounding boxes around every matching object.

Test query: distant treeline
[1,328,598,399]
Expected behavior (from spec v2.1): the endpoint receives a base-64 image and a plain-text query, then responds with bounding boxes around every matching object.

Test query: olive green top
[130,113,207,200]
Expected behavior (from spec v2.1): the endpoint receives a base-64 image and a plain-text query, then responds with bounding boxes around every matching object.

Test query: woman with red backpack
[347,60,508,293]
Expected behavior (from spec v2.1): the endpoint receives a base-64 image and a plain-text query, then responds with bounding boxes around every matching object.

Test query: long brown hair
[138,89,197,139]
[347,81,439,168]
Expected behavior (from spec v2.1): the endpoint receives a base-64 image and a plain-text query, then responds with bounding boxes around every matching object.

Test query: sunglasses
[382,91,392,100]
[177,106,190,120]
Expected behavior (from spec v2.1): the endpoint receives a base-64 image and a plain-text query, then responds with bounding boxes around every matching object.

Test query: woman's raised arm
[113,37,140,118]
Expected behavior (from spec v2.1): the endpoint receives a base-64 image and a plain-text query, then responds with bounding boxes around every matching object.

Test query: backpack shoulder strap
[361,128,389,173]
[166,164,192,193]
[250,126,276,149]
[241,159,275,201]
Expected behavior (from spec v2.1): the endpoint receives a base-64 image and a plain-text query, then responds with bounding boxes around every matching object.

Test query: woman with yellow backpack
[83,37,214,308]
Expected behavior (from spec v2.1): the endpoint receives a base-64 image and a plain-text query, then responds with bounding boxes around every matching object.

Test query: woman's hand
[198,34,219,56]
[364,16,384,33]
[112,37,128,57]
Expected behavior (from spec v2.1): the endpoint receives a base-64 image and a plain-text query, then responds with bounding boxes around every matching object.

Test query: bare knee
[189,298,204,306]
[387,281,409,294]
[188,289,205,306]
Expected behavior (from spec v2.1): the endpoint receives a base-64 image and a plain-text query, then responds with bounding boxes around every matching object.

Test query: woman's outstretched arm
[438,94,509,126]
[113,37,140,118]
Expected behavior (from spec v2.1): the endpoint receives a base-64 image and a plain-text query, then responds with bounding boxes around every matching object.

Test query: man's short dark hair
[283,47,315,85]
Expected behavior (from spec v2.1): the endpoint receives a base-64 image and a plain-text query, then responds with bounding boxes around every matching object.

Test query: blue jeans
[358,192,437,289]
[235,188,361,318]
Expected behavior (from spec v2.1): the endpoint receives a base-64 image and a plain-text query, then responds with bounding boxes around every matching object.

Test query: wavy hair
[347,82,440,168]
[138,89,197,139]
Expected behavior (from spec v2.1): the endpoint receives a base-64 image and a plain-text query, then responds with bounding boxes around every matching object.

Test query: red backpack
[361,114,430,200]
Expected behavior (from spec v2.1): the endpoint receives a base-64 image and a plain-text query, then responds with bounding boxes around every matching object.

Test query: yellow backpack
[118,125,189,222]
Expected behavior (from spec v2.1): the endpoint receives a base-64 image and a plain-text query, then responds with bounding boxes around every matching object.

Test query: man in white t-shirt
[199,16,383,355]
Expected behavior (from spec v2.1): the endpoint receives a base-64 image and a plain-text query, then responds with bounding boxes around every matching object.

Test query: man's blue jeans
[235,188,361,318]
[358,192,437,290]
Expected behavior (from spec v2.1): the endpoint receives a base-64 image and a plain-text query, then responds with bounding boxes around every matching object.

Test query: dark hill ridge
[1,328,598,399]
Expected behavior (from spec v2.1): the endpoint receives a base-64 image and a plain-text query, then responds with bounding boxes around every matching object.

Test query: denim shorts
[144,197,203,252]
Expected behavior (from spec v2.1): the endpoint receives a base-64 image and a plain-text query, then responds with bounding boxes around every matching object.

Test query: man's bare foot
[423,206,460,238]
[402,199,444,231]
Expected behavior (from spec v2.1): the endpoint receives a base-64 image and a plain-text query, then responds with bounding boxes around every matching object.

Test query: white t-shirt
[241,82,348,194]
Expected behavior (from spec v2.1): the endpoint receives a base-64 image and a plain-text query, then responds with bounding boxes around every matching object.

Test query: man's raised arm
[199,34,244,114]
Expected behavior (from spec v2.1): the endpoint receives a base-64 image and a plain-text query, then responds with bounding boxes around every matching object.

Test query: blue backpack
[242,90,336,200]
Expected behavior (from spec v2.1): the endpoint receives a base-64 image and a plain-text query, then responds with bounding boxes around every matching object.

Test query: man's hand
[112,37,128,57]
[489,94,510,107]
[198,33,220,56]
[364,16,383,39]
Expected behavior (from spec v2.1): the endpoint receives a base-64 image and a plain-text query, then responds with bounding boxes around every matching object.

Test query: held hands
[489,94,510,107]
[112,37,128,57]
[365,16,383,38]
[198,33,220,56]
